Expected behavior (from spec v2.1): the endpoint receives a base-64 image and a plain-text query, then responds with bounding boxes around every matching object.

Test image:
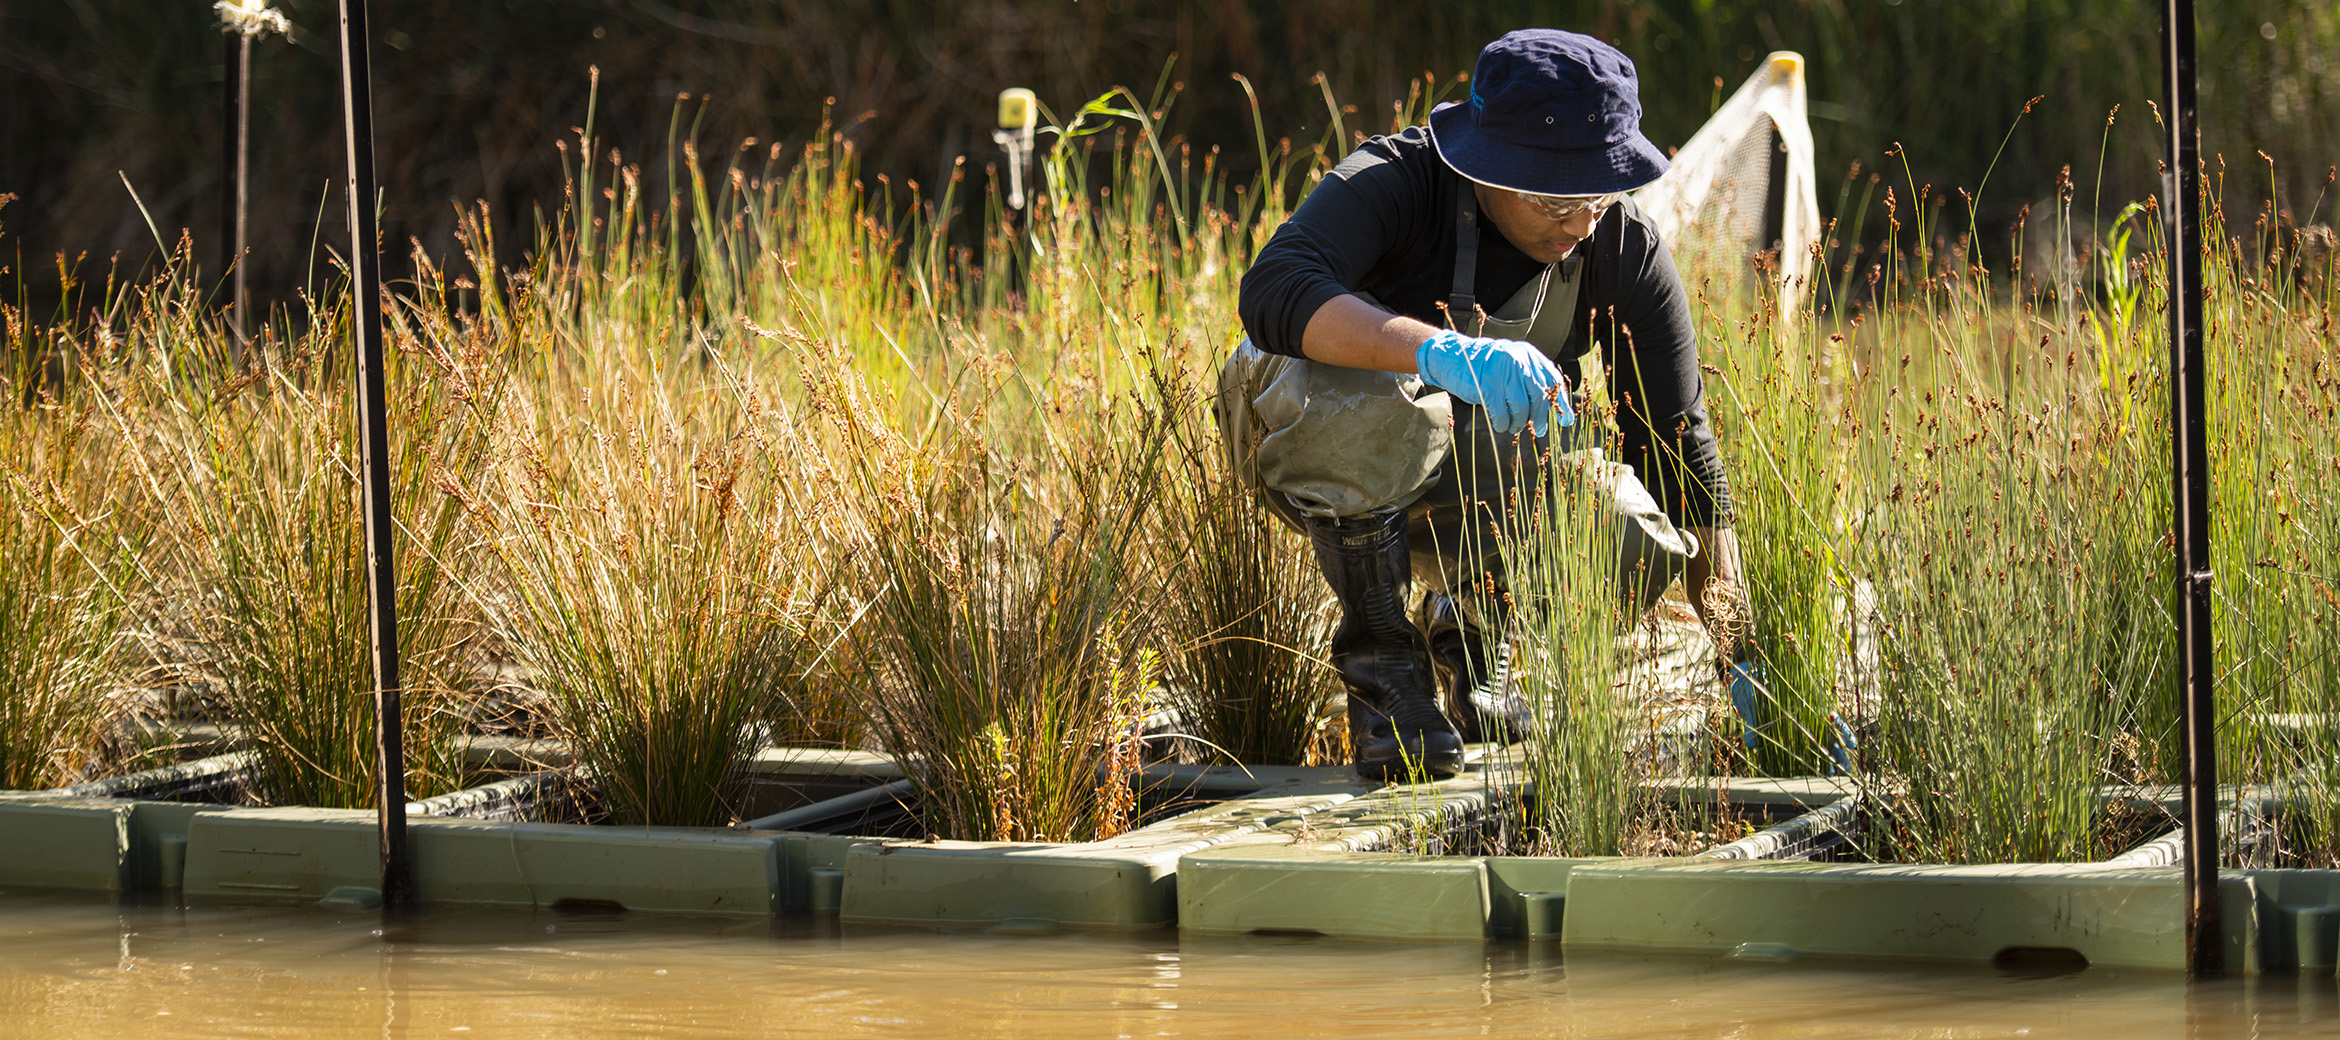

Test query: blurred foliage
[5,0,2337,315]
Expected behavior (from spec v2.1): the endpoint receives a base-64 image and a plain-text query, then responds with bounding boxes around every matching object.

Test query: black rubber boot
[1307,511,1465,782]
[1425,592,1532,745]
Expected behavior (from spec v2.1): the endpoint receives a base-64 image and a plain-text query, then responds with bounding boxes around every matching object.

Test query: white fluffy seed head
[216,0,292,39]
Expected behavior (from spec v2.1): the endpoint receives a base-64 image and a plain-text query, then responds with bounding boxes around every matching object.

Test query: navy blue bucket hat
[1428,29,1670,197]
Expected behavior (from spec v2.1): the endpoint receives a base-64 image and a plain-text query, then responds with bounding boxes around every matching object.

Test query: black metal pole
[219,31,233,318]
[335,0,410,910]
[2161,0,2220,979]
[221,30,250,345]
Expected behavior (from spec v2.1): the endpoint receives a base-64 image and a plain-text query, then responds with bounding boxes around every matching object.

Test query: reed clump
[0,372,137,789]
[97,291,480,809]
[805,310,1170,841]
[1501,439,1674,857]
[2194,170,2340,867]
[461,357,838,828]
[1695,158,2185,862]
[1694,137,2340,864]
[1851,330,2174,862]
[1704,286,1860,779]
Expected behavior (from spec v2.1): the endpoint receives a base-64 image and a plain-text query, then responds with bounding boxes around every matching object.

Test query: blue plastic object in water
[1727,661,1763,750]
[1731,664,1858,774]
[1825,710,1859,775]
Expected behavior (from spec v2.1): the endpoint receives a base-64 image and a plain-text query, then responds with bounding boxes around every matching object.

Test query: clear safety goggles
[1513,190,1624,220]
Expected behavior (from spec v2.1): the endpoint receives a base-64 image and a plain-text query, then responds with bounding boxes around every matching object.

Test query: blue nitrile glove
[1414,329,1575,436]
[1727,660,1765,750]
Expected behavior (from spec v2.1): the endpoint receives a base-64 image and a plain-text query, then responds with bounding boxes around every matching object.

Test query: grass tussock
[806,319,1172,843]
[458,347,842,828]
[97,290,480,809]
[0,380,136,789]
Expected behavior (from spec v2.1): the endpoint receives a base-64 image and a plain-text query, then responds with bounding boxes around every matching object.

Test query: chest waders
[1215,189,1700,779]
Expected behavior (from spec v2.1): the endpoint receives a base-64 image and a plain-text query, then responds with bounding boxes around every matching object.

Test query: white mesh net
[1632,52,1822,313]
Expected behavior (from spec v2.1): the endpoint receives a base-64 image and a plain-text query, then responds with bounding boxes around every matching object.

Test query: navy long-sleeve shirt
[1237,127,1734,528]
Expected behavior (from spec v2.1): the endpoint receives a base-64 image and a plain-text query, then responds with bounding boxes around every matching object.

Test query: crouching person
[1216,29,1747,782]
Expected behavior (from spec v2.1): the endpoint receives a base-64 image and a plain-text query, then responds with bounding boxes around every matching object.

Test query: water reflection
[0,890,2332,1038]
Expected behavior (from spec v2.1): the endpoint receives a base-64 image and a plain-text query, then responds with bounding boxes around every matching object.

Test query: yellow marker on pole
[993,87,1037,210]
[997,87,1036,131]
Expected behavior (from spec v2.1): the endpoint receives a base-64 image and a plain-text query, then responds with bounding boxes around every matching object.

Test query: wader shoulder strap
[1448,184,1573,354]
[1448,187,1480,332]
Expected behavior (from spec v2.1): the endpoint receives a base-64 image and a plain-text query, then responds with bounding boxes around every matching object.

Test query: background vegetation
[7,1,2337,318]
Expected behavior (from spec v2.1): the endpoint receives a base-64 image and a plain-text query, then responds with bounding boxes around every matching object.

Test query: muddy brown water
[2,890,2334,1038]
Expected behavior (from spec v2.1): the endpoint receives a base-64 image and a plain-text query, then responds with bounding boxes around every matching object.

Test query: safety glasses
[1512,190,1623,220]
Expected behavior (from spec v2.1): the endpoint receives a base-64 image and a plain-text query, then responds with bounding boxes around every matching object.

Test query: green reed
[1851,349,2175,862]
[0,370,137,790]
[1704,288,1859,779]
[2193,163,2340,866]
[1825,158,2181,862]
[1492,409,1688,857]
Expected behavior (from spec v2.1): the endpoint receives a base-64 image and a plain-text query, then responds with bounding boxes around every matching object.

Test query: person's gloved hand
[1414,329,1575,436]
